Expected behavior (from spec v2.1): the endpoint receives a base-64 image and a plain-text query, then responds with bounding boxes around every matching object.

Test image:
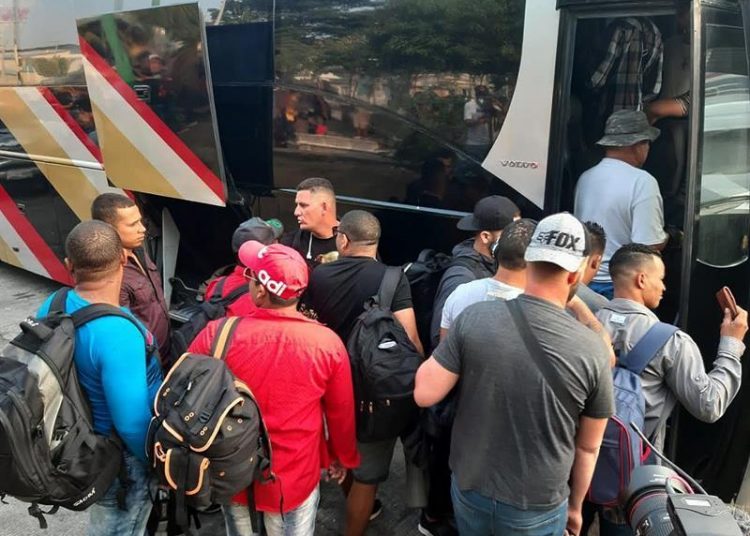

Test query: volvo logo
[500,160,539,169]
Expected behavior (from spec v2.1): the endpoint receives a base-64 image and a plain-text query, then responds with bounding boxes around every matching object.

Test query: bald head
[339,210,380,244]
[65,220,123,283]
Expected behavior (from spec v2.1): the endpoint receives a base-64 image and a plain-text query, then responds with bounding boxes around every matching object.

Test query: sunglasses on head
[242,267,258,283]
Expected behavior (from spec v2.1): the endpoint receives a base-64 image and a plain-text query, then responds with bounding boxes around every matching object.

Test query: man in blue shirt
[38,220,162,536]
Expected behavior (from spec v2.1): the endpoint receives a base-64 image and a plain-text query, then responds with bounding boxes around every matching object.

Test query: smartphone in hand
[716,286,739,319]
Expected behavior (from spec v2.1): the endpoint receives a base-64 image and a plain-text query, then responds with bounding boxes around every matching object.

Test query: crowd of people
[34,112,748,535]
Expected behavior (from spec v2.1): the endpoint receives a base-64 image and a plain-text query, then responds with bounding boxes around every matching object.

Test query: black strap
[377,266,403,310]
[49,287,70,315]
[507,300,577,422]
[208,277,249,306]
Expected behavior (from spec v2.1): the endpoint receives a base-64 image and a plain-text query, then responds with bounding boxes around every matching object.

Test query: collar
[602,297,659,320]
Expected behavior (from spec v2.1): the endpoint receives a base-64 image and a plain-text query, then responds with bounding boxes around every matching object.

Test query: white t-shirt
[441,277,523,331]
[575,158,668,283]
[464,99,491,146]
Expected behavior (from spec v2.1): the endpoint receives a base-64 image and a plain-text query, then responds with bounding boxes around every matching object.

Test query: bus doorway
[553,0,750,503]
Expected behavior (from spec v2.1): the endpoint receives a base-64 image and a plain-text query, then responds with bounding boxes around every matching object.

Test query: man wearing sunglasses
[189,241,359,536]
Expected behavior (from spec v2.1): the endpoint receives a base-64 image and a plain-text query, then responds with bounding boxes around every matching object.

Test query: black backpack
[171,276,249,357]
[347,266,422,442]
[0,288,154,528]
[403,249,490,355]
[148,316,272,528]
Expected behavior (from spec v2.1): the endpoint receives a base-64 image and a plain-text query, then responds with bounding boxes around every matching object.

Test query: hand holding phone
[716,286,739,319]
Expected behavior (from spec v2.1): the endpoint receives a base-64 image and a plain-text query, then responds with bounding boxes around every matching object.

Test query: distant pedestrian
[415,213,614,536]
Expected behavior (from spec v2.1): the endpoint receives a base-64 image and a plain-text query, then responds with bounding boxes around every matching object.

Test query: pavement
[0,262,422,535]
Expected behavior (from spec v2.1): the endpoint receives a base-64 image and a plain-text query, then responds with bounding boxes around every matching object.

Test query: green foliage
[30,56,72,78]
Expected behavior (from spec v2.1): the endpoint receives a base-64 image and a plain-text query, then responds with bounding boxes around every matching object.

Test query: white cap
[524,213,588,272]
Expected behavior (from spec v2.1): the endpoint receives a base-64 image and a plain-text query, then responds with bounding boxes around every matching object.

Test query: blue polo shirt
[38,290,162,461]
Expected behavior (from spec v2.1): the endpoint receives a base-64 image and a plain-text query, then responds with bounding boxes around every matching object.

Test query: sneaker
[369,499,384,521]
[418,513,458,536]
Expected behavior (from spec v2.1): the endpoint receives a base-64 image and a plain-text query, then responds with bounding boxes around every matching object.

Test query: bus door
[552,0,750,501]
[75,3,227,207]
[678,0,750,503]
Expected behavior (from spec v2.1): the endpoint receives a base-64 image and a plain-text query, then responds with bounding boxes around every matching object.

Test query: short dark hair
[609,243,661,281]
[296,177,334,195]
[91,193,135,225]
[584,221,607,255]
[338,210,380,245]
[65,220,122,282]
[494,218,536,270]
[268,293,300,307]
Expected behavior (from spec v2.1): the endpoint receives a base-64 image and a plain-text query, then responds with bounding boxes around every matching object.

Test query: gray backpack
[0,288,154,527]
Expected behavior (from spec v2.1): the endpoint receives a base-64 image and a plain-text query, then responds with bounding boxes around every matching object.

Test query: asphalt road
[0,263,421,535]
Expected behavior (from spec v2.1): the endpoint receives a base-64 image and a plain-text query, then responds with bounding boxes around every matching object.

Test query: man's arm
[429,266,476,348]
[322,345,360,469]
[414,357,459,407]
[567,295,615,367]
[631,177,669,251]
[567,416,609,535]
[665,308,746,423]
[393,307,424,356]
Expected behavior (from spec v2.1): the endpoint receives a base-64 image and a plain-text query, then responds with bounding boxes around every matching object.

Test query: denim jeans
[451,477,568,535]
[224,485,320,536]
[88,452,154,536]
[588,281,614,300]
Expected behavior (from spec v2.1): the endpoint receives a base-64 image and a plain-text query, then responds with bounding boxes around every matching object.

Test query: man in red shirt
[189,241,359,536]
[203,217,283,317]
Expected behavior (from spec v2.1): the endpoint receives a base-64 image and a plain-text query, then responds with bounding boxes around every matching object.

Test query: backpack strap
[49,287,72,315]
[377,266,403,310]
[619,322,679,375]
[507,300,577,422]
[70,304,157,356]
[209,276,228,300]
[209,278,249,306]
[209,317,241,360]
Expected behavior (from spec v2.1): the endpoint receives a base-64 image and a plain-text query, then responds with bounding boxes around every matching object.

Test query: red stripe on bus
[79,38,224,201]
[38,87,103,163]
[0,185,72,284]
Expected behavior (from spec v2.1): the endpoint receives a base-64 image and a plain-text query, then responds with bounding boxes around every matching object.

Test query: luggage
[588,322,678,506]
[347,267,422,442]
[0,288,154,527]
[148,317,272,526]
[171,276,249,357]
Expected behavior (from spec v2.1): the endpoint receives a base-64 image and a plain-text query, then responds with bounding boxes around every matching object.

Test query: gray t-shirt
[434,294,614,509]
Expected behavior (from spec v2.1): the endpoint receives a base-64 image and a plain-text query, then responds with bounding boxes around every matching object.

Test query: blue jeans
[451,477,568,535]
[588,281,614,300]
[88,452,154,536]
[224,485,320,536]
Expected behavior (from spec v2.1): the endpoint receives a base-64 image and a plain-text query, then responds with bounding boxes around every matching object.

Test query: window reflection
[274,0,525,162]
[696,2,750,268]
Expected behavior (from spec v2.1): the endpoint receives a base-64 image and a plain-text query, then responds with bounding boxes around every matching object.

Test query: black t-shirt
[281,229,337,270]
[303,256,413,342]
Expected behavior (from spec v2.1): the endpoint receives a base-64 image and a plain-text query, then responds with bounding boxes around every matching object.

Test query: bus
[0,0,748,506]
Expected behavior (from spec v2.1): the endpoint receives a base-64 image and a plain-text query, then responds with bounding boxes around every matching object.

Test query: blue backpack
[588,321,678,506]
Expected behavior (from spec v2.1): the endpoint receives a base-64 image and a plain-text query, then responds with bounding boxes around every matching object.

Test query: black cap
[457,195,519,232]
[231,217,284,252]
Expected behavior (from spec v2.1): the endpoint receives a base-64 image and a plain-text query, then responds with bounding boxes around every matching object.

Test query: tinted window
[272,0,527,211]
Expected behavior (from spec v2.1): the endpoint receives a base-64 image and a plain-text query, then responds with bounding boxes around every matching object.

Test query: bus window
[696,3,750,268]
[272,0,527,210]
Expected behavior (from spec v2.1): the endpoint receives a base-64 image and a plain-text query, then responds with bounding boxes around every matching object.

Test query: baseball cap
[457,195,520,232]
[238,241,308,300]
[596,110,660,147]
[524,213,589,272]
[232,217,284,252]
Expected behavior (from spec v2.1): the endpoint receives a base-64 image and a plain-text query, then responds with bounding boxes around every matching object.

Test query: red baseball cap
[238,241,308,300]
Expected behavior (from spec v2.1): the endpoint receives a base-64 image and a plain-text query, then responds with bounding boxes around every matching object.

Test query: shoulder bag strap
[377,266,403,311]
[507,299,578,422]
[210,316,241,360]
[619,321,679,375]
[221,283,250,304]
[48,287,72,315]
